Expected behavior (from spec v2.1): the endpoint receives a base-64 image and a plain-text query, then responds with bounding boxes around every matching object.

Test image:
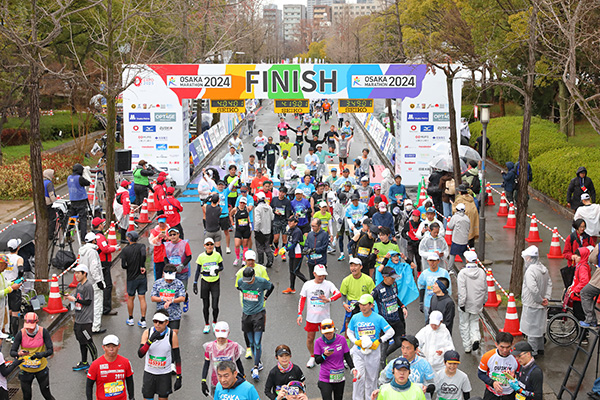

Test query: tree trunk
[446,70,461,184]
[499,89,506,117]
[0,111,4,166]
[386,98,395,137]
[394,0,405,62]
[558,80,572,137]
[105,0,116,223]
[510,3,537,296]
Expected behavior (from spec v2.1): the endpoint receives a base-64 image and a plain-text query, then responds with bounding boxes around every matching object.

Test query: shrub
[1,128,29,146]
[469,116,568,166]
[2,111,102,142]
[0,153,83,200]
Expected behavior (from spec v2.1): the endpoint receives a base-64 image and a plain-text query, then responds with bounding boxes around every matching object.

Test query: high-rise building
[313,5,332,25]
[263,4,283,42]
[331,0,384,25]
[283,4,307,43]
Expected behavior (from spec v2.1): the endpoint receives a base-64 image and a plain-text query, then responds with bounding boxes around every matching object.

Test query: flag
[374,262,419,306]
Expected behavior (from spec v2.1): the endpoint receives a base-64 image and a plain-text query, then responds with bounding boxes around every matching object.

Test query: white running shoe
[233,258,239,267]
[306,356,316,368]
[226,247,231,254]
[126,318,134,326]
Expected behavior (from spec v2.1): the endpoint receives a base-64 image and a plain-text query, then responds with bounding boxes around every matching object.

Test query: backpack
[445,179,456,195]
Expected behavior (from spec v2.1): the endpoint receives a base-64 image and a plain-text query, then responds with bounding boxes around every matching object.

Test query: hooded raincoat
[521,249,553,338]
[415,322,455,374]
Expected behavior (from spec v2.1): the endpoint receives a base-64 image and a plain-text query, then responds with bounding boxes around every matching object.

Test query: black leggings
[318,380,345,400]
[296,142,303,157]
[19,367,55,400]
[74,323,97,363]
[289,256,307,290]
[201,279,221,325]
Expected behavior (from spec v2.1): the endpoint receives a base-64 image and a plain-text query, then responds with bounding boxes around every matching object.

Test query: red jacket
[149,224,170,263]
[116,190,131,216]
[94,231,117,262]
[368,194,389,208]
[154,183,166,203]
[563,232,595,267]
[571,247,592,299]
[161,196,183,227]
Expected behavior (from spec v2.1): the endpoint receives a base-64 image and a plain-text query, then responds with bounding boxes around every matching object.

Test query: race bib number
[148,355,168,369]
[202,262,217,274]
[22,357,42,369]
[239,218,249,227]
[104,381,125,397]
[329,368,345,383]
[357,247,370,256]
[242,290,259,302]
[159,289,176,302]
[310,253,321,260]
[168,255,182,265]
[276,207,285,215]
[385,302,399,315]
[515,393,526,400]
[268,150,275,155]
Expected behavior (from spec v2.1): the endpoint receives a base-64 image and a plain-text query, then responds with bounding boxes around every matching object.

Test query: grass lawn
[568,120,600,147]
[2,110,98,130]
[1,138,75,163]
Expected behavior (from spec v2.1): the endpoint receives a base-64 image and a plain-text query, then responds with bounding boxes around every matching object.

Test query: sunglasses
[321,324,334,331]
[153,320,167,324]
[205,243,214,246]
[24,319,37,324]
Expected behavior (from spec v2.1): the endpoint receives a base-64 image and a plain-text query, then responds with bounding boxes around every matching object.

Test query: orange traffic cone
[42,275,68,314]
[33,214,36,224]
[547,227,563,259]
[525,213,543,243]
[147,190,159,213]
[484,269,501,307]
[106,222,118,246]
[499,293,522,336]
[503,203,516,229]
[444,218,453,246]
[417,187,427,207]
[136,199,151,224]
[454,254,463,262]
[485,183,495,206]
[497,192,508,217]
[127,212,136,232]
[87,179,96,204]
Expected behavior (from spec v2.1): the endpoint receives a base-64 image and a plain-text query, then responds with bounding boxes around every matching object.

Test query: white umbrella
[431,143,481,161]
[428,154,467,172]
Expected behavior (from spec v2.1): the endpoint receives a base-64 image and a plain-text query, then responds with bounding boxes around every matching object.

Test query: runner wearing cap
[284,162,301,193]
[368,186,389,207]
[254,191,275,268]
[237,267,275,380]
[265,345,306,400]
[291,189,312,235]
[86,334,134,400]
[154,174,167,203]
[5,239,24,340]
[297,264,341,368]
[66,264,98,371]
[150,264,186,333]
[230,196,252,266]
[506,341,543,400]
[264,136,280,175]
[11,312,54,400]
[347,293,394,400]
[379,335,435,392]
[250,168,269,195]
[138,309,182,399]
[275,150,293,181]
[234,250,271,359]
[309,183,326,215]
[121,230,148,328]
[149,215,170,280]
[204,194,224,255]
[415,310,455,374]
[324,125,339,151]
[325,168,339,187]
[340,258,375,334]
[350,221,377,277]
[242,154,258,185]
[313,201,334,253]
[91,218,119,317]
[164,228,192,312]
[448,203,470,259]
[333,130,352,170]
[253,129,268,169]
[221,146,244,171]
[193,238,224,334]
[457,250,486,353]
[161,186,184,238]
[272,188,293,260]
[314,319,357,400]
[372,266,408,368]
[372,357,426,400]
[202,321,245,397]
[297,175,316,199]
[303,218,329,277]
[282,217,308,294]
[78,233,106,334]
[477,332,518,400]
[417,252,451,319]
[373,228,401,271]
[402,210,423,272]
[211,175,241,254]
[114,180,132,243]
[0,255,21,342]
[226,165,242,209]
[354,177,373,204]
[416,208,446,240]
[315,144,336,181]
[418,222,449,271]
[214,360,261,400]
[434,350,472,400]
[332,168,355,192]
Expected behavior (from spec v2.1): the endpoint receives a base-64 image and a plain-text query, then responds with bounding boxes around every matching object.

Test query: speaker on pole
[115,149,132,172]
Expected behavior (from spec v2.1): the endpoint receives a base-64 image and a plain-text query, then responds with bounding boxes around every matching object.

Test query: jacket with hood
[214,373,260,400]
[427,170,444,212]
[77,243,104,286]
[415,322,455,373]
[563,230,594,268]
[522,258,552,309]
[567,166,596,210]
[447,211,470,245]
[254,200,274,234]
[419,232,450,270]
[588,244,600,288]
[439,173,455,203]
[574,202,600,237]
[453,194,479,240]
[114,186,131,226]
[501,162,516,193]
[430,293,455,334]
[43,169,57,205]
[571,246,592,299]
[304,228,329,265]
[67,164,90,202]
[462,166,481,194]
[457,263,486,313]
[381,169,395,205]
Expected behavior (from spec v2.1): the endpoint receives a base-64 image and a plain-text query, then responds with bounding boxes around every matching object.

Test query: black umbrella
[0,221,36,252]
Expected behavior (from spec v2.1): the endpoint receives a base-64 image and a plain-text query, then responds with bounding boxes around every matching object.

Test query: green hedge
[469,116,568,166]
[2,111,102,142]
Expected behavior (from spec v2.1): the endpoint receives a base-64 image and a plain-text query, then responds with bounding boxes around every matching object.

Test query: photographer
[133,160,155,206]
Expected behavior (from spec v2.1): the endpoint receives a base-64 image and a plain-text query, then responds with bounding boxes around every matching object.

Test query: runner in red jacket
[161,187,184,238]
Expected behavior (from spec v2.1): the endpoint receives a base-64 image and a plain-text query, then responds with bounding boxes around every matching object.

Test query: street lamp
[477,103,492,262]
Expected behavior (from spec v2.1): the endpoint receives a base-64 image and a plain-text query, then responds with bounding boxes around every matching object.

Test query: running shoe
[245,348,253,359]
[273,247,279,257]
[183,299,189,313]
[203,325,210,334]
[580,321,598,328]
[212,322,217,331]
[138,320,147,329]
[282,288,296,294]
[281,253,287,261]
[251,367,259,381]
[233,258,239,267]
[472,340,480,351]
[257,362,264,371]
[72,362,90,371]
[337,254,345,261]
[126,318,134,326]
[226,247,231,254]
[327,245,335,254]
[306,357,315,368]
[5,336,13,344]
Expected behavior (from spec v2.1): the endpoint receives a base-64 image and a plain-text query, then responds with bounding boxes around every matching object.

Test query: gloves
[202,380,209,396]
[355,340,362,349]
[97,282,105,290]
[174,374,182,391]
[508,379,521,392]
[460,306,466,312]
[30,352,43,360]
[370,339,381,350]
[419,303,424,313]
[193,283,199,295]
[149,330,163,344]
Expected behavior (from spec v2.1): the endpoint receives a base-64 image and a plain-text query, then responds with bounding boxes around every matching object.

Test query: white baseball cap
[164,271,176,280]
[582,193,591,200]
[463,250,478,263]
[239,196,248,203]
[73,264,89,274]
[214,321,230,338]
[152,312,169,322]
[103,334,120,346]
[429,310,443,325]
[256,192,266,200]
[291,161,298,167]
[427,252,440,261]
[295,189,304,195]
[313,264,328,276]
[7,238,21,250]
[204,237,215,245]
[456,203,466,211]
[521,245,539,258]
[349,257,362,265]
[84,232,97,243]
[378,202,387,211]
[245,250,257,260]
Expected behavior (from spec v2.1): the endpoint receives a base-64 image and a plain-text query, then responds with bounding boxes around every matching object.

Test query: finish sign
[209,99,245,113]
[338,99,374,113]
[274,99,310,114]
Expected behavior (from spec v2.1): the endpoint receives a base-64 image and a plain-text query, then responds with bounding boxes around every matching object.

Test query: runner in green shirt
[372,227,401,270]
[310,115,321,138]
[313,201,334,254]
[193,237,224,334]
[339,258,375,335]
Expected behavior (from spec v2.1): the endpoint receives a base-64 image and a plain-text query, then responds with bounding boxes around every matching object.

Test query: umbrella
[431,143,481,161]
[428,154,467,172]
[0,222,36,252]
